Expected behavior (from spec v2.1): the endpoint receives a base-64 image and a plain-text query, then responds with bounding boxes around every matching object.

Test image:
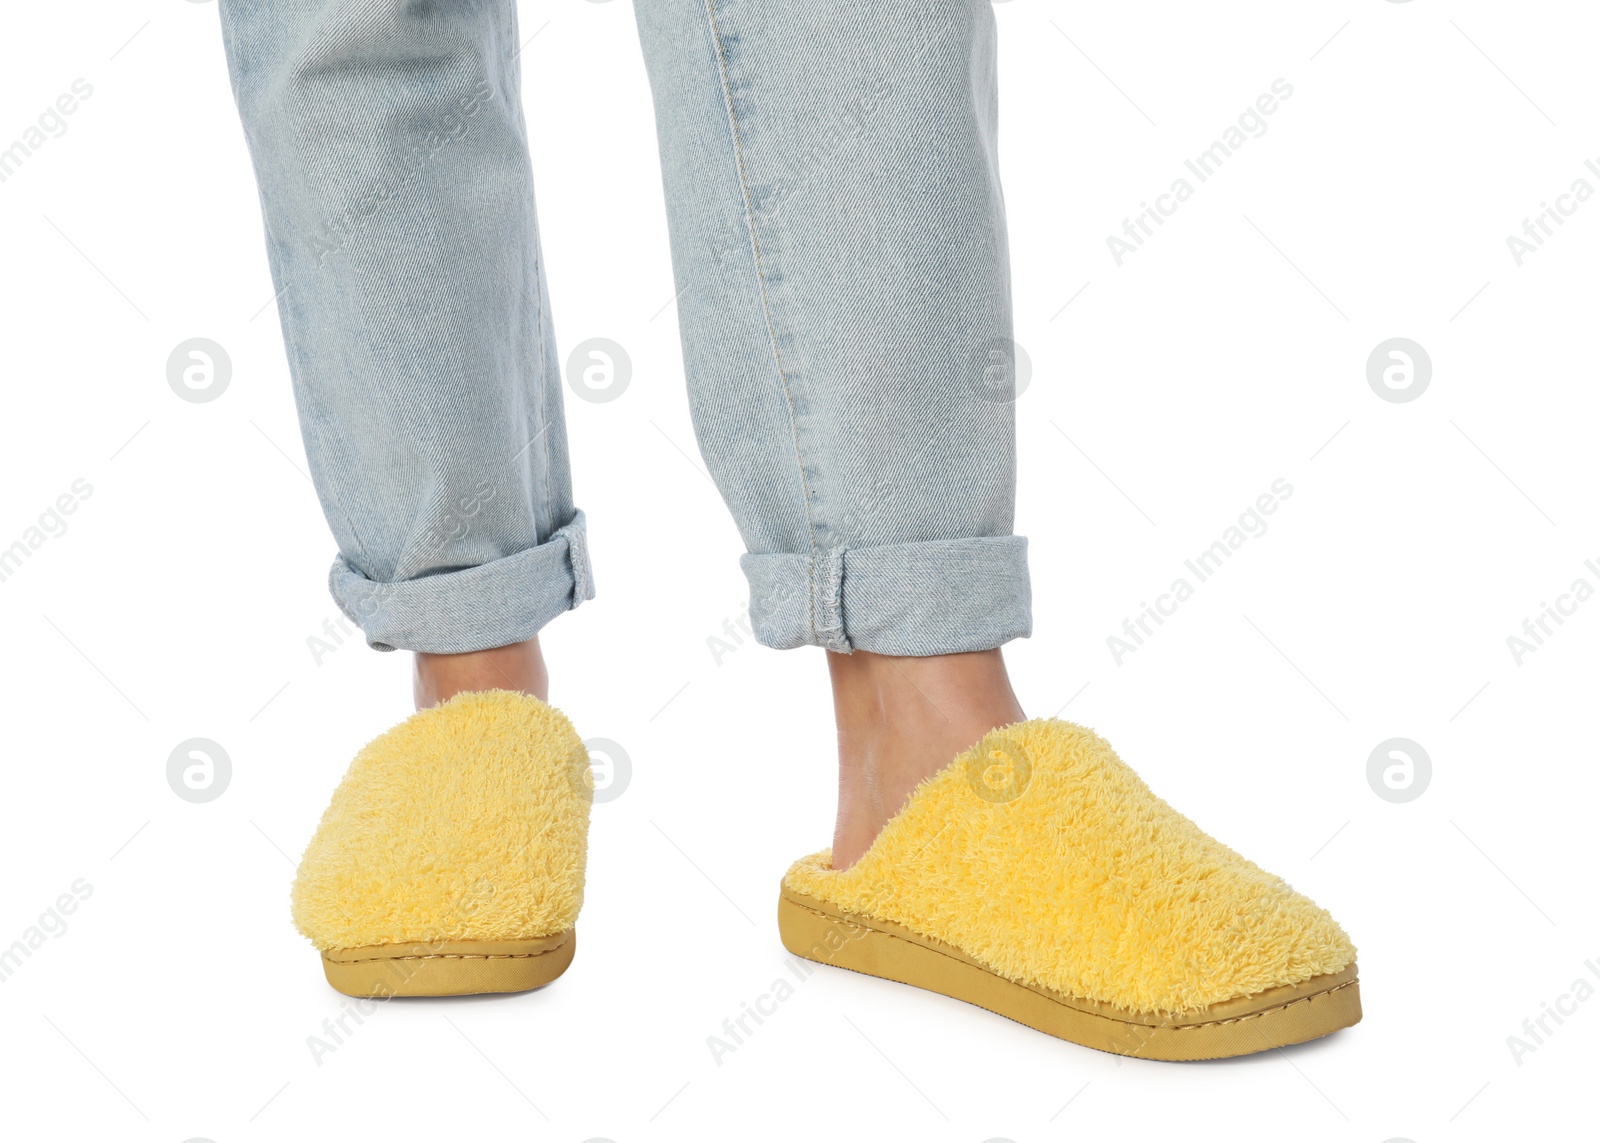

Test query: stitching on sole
[324,945,566,965]
[783,893,1357,1032]
[1164,979,1357,1031]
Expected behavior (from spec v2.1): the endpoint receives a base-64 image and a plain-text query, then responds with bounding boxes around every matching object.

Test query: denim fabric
[218,0,1029,656]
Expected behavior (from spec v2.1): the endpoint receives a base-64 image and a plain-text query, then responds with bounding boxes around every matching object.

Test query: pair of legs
[219,0,1030,867]
[417,641,1023,865]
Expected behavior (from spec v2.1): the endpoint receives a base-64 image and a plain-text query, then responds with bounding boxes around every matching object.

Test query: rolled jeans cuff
[740,536,1031,656]
[330,511,595,654]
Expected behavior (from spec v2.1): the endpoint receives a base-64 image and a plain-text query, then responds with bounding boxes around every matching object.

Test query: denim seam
[533,198,551,547]
[500,7,553,547]
[700,0,831,649]
[817,546,846,647]
[522,10,553,547]
[555,515,591,603]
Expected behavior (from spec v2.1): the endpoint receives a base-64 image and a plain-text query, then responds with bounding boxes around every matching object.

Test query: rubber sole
[778,887,1360,1060]
[319,930,575,998]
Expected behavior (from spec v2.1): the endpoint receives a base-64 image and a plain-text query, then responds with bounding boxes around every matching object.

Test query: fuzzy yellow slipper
[779,719,1360,1060]
[292,690,591,997]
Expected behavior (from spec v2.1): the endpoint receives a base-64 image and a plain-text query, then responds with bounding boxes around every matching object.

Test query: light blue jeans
[218,0,1029,656]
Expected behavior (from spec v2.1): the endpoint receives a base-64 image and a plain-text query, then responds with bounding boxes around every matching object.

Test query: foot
[414,637,548,708]
[293,690,590,997]
[779,719,1361,1058]
[828,647,1025,869]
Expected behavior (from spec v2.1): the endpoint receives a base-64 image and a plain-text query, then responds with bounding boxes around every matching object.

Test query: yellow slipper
[779,720,1360,1060]
[292,690,591,997]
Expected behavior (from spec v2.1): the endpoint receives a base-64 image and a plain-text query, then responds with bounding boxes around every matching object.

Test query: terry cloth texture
[292,691,591,950]
[784,719,1355,1015]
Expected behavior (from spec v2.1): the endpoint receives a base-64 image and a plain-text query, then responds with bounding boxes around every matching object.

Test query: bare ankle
[413,638,548,709]
[827,648,1023,868]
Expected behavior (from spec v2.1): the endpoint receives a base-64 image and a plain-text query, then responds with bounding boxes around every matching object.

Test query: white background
[1,1,1595,1140]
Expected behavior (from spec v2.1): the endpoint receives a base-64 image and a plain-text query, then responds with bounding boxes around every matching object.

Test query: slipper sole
[779,887,1359,1060]
[318,930,575,998]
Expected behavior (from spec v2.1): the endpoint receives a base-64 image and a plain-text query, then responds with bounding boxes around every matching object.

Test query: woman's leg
[218,0,586,702]
[635,11,1359,1051]
[636,0,1028,865]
